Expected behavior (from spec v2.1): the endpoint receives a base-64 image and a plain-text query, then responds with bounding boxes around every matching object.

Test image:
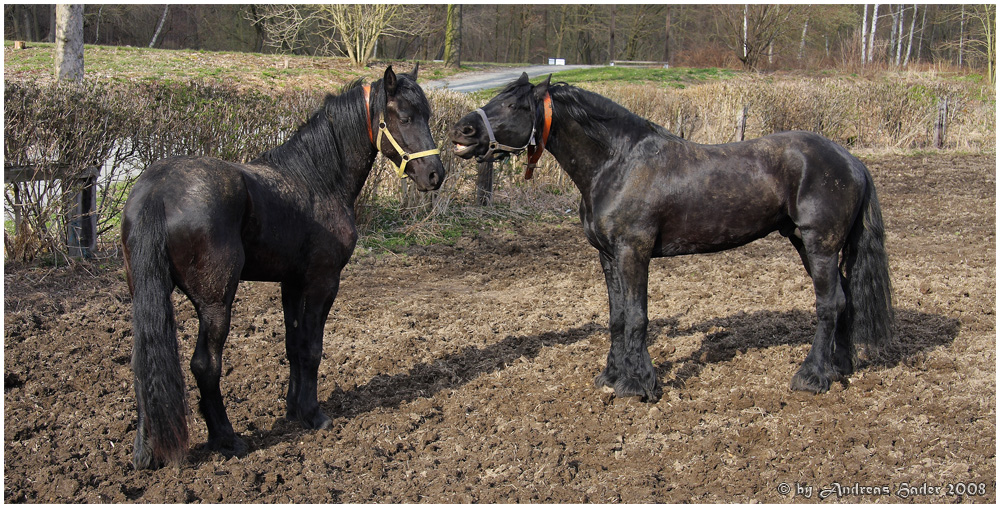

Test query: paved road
[423,64,598,93]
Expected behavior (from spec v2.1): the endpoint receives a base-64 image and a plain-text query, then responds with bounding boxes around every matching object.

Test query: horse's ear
[384,66,398,96]
[533,74,551,100]
[517,72,530,85]
[411,61,419,81]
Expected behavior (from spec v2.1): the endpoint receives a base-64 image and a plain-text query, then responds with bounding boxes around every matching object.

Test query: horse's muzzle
[408,157,445,191]
[449,114,486,159]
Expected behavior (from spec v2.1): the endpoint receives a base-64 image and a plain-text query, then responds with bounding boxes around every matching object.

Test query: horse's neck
[281,108,377,202]
[345,151,379,203]
[545,100,687,195]
[544,111,613,194]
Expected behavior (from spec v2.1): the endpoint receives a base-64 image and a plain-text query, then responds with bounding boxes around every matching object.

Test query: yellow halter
[363,85,441,179]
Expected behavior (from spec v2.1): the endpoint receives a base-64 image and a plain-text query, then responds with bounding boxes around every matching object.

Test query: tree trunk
[609,5,616,64]
[555,5,567,59]
[743,4,749,61]
[149,4,169,48]
[889,6,898,65]
[54,5,84,81]
[958,5,966,67]
[799,14,809,61]
[443,4,462,68]
[896,5,906,67]
[868,4,879,64]
[539,6,549,63]
[904,4,917,67]
[664,6,672,64]
[47,5,55,42]
[861,4,869,64]
[917,6,927,62]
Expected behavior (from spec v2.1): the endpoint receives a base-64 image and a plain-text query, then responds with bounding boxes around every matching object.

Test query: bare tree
[798,12,809,61]
[718,4,790,70]
[958,5,966,67]
[244,4,315,54]
[867,4,879,64]
[324,4,404,64]
[246,4,408,64]
[609,5,616,63]
[948,4,996,82]
[861,4,869,64]
[903,4,917,67]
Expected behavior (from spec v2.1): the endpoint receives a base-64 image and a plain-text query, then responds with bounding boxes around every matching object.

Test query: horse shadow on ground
[648,308,960,397]
[235,307,959,458]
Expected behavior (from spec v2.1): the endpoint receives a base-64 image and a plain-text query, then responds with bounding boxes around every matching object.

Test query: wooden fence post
[65,167,99,258]
[933,97,949,149]
[5,164,99,259]
[736,105,748,141]
[476,160,494,206]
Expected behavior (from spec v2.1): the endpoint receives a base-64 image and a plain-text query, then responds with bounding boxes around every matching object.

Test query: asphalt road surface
[423,64,597,93]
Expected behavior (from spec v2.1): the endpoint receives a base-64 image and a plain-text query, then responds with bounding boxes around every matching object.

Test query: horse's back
[123,156,251,285]
[125,156,248,222]
[622,131,867,256]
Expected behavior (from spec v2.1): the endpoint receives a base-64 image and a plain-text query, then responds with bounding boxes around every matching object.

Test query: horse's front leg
[594,251,624,390]
[281,279,336,430]
[595,246,656,400]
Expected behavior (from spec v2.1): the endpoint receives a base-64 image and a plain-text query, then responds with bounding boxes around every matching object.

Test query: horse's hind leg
[184,258,247,457]
[790,249,846,394]
[788,229,854,377]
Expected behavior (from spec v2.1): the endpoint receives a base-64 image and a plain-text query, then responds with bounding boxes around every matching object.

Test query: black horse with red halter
[458,74,552,180]
[449,72,894,402]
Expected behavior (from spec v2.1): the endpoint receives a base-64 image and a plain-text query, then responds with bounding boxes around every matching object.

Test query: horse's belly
[653,217,783,257]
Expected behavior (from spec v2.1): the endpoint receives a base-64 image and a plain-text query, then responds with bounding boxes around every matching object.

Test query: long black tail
[841,163,895,361]
[125,199,188,469]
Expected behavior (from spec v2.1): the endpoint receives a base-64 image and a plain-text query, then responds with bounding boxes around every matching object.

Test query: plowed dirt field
[4,153,995,503]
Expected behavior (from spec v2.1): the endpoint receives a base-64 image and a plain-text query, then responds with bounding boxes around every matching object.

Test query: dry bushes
[4,73,993,261]
[4,80,323,262]
[2,79,482,261]
[584,75,994,151]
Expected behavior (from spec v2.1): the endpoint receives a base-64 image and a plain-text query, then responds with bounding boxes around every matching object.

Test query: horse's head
[372,65,445,191]
[450,72,551,166]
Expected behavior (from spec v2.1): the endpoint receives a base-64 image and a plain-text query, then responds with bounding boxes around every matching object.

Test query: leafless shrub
[5,74,992,262]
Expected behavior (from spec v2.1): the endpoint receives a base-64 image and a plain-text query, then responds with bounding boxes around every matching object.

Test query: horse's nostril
[461,125,476,137]
[428,170,440,186]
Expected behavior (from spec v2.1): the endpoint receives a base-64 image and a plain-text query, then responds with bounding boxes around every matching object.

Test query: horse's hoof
[832,353,855,378]
[614,377,654,401]
[208,435,248,458]
[594,370,616,390]
[790,363,832,394]
[302,410,332,430]
[132,441,162,470]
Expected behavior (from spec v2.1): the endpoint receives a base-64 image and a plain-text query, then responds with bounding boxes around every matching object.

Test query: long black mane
[254,73,431,192]
[253,80,370,192]
[495,79,683,151]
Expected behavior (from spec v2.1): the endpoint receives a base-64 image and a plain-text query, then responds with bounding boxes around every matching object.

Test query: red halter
[362,85,374,145]
[524,93,553,180]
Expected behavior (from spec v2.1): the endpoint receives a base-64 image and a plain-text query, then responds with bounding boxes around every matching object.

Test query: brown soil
[4,153,995,503]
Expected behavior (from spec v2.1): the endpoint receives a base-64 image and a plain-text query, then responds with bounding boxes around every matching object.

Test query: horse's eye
[400,115,412,124]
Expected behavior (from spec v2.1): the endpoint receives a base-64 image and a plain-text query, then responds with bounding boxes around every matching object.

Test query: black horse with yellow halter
[122,65,443,469]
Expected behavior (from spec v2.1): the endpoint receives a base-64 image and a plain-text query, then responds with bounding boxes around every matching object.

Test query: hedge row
[4,74,993,261]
